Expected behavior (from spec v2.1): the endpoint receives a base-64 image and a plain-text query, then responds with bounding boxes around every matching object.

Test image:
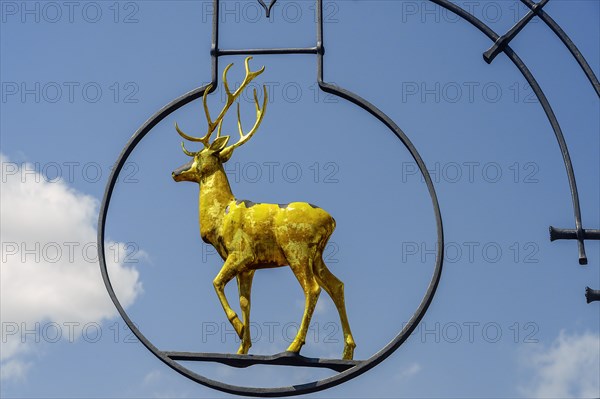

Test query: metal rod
[316,0,324,55]
[549,227,600,242]
[217,47,319,56]
[483,0,549,64]
[316,0,324,82]
[210,0,219,90]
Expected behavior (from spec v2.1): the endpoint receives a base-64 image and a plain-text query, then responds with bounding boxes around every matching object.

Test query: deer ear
[217,146,234,163]
[209,136,230,152]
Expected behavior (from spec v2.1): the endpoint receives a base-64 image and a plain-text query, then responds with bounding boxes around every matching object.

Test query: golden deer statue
[172,57,356,360]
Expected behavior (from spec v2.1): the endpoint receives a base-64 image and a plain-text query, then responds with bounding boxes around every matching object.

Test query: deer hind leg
[284,248,321,354]
[236,270,255,355]
[314,255,356,360]
[213,252,253,341]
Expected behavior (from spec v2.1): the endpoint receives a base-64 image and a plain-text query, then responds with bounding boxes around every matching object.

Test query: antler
[225,85,268,151]
[176,56,266,148]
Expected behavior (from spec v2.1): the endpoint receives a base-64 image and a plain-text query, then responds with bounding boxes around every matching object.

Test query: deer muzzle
[172,160,194,182]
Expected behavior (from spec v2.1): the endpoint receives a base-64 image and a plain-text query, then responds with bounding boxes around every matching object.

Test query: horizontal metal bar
[217,47,319,56]
[586,287,600,304]
[549,226,600,242]
[164,351,361,372]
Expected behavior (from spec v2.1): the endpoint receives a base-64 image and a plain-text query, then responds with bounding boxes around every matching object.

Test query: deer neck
[198,165,234,244]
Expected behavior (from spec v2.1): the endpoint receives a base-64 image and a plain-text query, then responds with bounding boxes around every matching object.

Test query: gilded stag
[172,57,356,360]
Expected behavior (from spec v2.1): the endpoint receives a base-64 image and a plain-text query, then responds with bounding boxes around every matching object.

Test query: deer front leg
[213,252,253,340]
[236,270,255,355]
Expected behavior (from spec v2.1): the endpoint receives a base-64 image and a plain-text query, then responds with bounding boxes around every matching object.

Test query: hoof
[342,339,356,360]
[237,341,251,355]
[286,340,305,354]
[342,346,355,360]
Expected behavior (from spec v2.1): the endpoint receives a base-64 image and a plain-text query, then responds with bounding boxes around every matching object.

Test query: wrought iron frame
[98,0,599,396]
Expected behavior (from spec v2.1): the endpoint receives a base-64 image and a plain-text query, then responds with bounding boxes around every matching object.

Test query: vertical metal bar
[316,0,324,83]
[210,0,219,89]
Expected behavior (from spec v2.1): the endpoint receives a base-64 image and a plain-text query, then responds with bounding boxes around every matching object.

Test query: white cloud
[0,154,143,380]
[520,330,600,398]
[142,370,163,387]
[0,359,32,382]
[394,362,422,381]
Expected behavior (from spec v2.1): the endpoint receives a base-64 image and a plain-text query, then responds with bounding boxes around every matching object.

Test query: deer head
[172,57,268,184]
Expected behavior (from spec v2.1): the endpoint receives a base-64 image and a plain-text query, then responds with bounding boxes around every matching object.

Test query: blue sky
[1,0,599,397]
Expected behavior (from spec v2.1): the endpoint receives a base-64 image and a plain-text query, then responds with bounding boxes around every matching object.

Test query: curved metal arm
[519,0,600,98]
[430,0,594,265]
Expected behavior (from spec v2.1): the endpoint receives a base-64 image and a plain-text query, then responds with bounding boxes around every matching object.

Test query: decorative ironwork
[98,0,598,396]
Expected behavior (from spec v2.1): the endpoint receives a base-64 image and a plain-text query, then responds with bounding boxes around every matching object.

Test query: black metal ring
[97,80,445,396]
